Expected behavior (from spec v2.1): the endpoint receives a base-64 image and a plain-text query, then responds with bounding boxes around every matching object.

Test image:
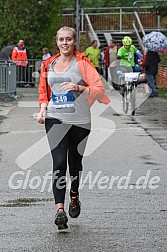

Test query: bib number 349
[52,91,74,108]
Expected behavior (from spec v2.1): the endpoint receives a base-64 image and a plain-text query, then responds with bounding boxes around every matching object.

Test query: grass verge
[158,88,167,99]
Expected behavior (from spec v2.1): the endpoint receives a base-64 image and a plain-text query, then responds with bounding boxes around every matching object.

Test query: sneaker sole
[55,214,68,228]
[58,223,68,231]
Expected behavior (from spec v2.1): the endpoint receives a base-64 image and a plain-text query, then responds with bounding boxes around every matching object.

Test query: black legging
[45,118,91,204]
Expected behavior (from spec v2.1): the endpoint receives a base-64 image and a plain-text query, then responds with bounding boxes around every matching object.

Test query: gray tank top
[46,57,91,124]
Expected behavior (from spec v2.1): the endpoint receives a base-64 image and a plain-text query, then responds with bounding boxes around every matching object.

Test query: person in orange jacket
[12,40,29,83]
[37,26,110,230]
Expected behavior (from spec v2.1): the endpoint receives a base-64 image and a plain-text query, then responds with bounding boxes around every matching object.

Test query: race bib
[52,89,74,108]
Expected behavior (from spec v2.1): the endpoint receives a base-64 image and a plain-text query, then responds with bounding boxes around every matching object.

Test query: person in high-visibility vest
[85,40,100,72]
[12,40,29,84]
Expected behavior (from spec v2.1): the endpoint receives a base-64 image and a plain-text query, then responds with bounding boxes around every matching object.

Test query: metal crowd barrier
[0,60,16,93]
[15,59,42,87]
[0,59,42,93]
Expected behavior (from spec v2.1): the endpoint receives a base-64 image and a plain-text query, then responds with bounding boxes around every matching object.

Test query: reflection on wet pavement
[0,198,53,207]
[0,115,7,123]
[135,97,167,150]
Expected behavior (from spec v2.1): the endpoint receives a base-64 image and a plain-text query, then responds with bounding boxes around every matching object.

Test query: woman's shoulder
[43,53,60,67]
[75,51,90,61]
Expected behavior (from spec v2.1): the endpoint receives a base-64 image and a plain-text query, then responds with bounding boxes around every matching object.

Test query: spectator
[144,50,160,97]
[99,45,105,76]
[11,40,29,84]
[85,40,100,72]
[104,39,117,81]
[42,47,51,61]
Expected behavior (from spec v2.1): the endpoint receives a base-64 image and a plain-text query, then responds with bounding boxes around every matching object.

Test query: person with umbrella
[142,31,167,97]
[143,49,160,97]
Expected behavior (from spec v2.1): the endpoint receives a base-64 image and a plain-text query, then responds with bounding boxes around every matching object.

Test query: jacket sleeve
[11,48,17,61]
[145,53,150,71]
[85,47,90,58]
[142,54,146,70]
[78,57,110,105]
[104,46,109,66]
[38,63,51,107]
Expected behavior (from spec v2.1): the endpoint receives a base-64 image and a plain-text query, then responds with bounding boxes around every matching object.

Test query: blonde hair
[56,26,77,41]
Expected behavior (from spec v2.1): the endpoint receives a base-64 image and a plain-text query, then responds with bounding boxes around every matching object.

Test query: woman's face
[57,31,76,56]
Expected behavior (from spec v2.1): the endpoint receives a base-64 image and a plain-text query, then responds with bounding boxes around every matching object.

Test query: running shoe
[54,208,68,230]
[69,195,81,218]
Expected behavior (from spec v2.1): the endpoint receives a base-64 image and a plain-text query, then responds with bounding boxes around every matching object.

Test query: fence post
[75,0,80,49]
[81,8,84,32]
[157,15,161,31]
[8,62,16,93]
[120,8,122,32]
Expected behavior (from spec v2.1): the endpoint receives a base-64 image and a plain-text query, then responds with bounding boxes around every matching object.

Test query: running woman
[37,26,110,230]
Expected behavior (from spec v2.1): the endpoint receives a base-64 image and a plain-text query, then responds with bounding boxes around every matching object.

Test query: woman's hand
[37,109,46,124]
[61,82,79,92]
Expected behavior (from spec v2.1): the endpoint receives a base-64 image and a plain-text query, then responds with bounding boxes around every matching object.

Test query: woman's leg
[67,124,90,218]
[45,118,71,210]
[68,124,91,195]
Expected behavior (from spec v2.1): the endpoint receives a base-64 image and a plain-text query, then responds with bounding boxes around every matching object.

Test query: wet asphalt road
[135,97,167,150]
[0,87,167,252]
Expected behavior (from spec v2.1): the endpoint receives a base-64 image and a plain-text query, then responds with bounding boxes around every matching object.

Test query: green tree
[80,0,136,8]
[152,2,167,17]
[0,0,66,57]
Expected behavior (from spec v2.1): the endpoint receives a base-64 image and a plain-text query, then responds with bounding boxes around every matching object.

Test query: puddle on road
[0,197,53,207]
[138,155,151,160]
[138,155,160,166]
[144,161,159,166]
[125,121,138,125]
[0,115,7,123]
[0,132,9,135]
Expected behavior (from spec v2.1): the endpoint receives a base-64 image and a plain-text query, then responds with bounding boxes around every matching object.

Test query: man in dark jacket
[145,50,160,97]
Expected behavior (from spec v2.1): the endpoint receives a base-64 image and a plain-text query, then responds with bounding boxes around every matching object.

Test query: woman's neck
[53,53,76,73]
[59,53,75,63]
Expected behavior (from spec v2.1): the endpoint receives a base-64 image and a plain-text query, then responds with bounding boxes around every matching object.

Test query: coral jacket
[11,45,28,67]
[38,51,110,107]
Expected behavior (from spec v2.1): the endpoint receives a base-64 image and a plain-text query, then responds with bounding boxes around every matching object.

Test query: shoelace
[71,196,78,208]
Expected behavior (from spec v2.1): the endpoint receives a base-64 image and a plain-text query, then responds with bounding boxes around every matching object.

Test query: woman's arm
[38,63,51,106]
[78,57,110,105]
[37,63,51,124]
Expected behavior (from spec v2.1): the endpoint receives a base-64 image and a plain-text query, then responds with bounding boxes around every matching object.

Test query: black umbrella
[0,45,16,60]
